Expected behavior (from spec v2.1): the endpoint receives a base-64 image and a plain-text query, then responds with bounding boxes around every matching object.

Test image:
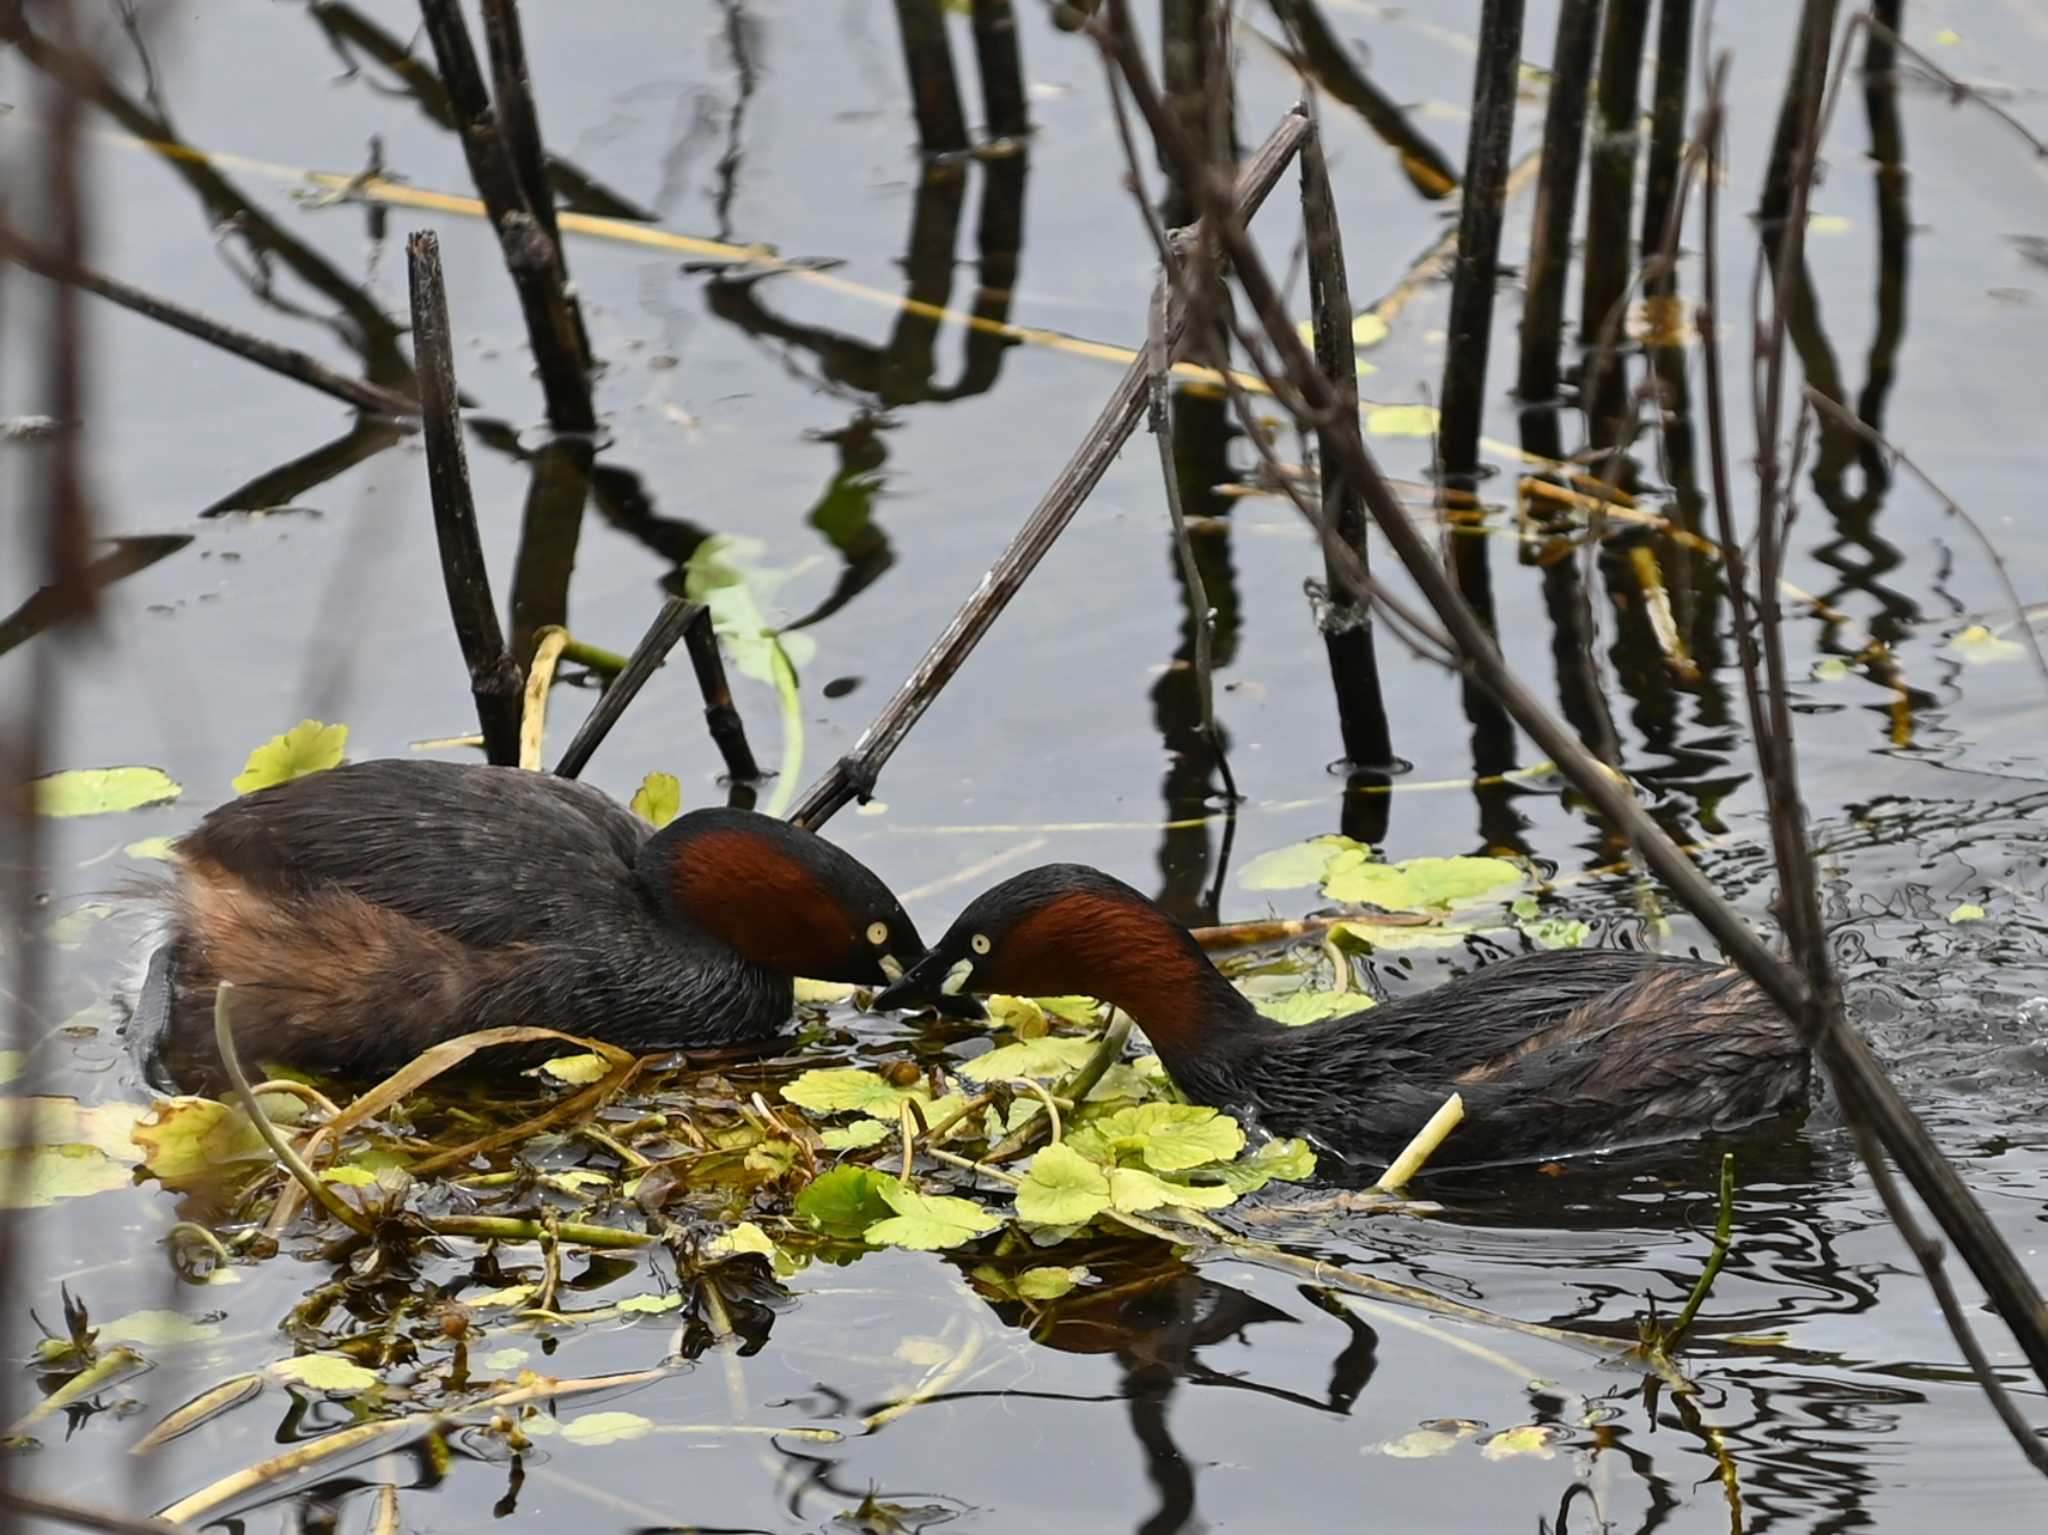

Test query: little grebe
[874,864,1810,1167]
[140,758,966,1094]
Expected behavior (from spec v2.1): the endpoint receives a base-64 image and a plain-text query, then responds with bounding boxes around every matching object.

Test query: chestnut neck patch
[657,827,860,978]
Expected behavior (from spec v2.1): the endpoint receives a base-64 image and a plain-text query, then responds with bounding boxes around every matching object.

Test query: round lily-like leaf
[780,1068,921,1118]
[563,1410,653,1446]
[1239,835,1362,891]
[795,1165,897,1238]
[33,766,182,818]
[629,771,682,828]
[865,1181,1001,1251]
[1251,988,1362,1027]
[1323,854,1525,913]
[232,720,348,794]
[272,1354,379,1392]
[1107,1166,1238,1213]
[1016,1265,1092,1301]
[959,1036,1099,1083]
[1015,1143,1111,1227]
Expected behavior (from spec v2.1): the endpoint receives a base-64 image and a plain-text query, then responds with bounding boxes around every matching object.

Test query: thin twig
[415,0,593,432]
[784,103,1313,831]
[0,226,419,417]
[213,986,373,1237]
[407,230,525,765]
[1659,1153,1736,1353]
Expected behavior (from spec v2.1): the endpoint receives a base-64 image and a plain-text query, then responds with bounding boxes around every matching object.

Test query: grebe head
[643,809,977,1013]
[872,864,1227,1044]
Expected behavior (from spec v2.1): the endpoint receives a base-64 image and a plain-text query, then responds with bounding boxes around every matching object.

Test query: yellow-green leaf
[794,978,858,1006]
[538,1052,609,1085]
[1016,1265,1091,1301]
[1251,988,1362,1027]
[271,1354,379,1392]
[795,1165,897,1237]
[959,1036,1100,1083]
[562,1410,653,1446]
[34,766,182,818]
[95,1310,220,1348]
[1947,902,1986,924]
[132,1099,268,1185]
[820,1120,892,1151]
[0,1143,132,1208]
[1240,835,1361,891]
[866,1181,1001,1251]
[629,771,682,828]
[617,1293,682,1315]
[781,1068,922,1118]
[232,720,348,794]
[124,835,177,862]
[483,1347,531,1371]
[1107,1166,1237,1213]
[1948,624,2024,665]
[465,1284,537,1309]
[1015,1143,1111,1226]
[709,1221,780,1258]
[1324,854,1525,912]
[1481,1423,1566,1460]
[1210,1137,1317,1193]
[1365,403,1439,437]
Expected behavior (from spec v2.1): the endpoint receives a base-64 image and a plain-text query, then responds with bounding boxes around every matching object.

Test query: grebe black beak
[874,948,981,1019]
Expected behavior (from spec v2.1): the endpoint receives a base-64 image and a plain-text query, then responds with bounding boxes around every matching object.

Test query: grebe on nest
[141,758,968,1094]
[875,864,1808,1167]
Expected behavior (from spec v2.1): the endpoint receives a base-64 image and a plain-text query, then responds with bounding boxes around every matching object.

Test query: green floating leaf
[96,1309,220,1348]
[986,995,1050,1038]
[466,1284,537,1309]
[232,720,348,794]
[132,1099,268,1185]
[1210,1137,1317,1194]
[0,1143,132,1209]
[959,1035,1100,1083]
[616,1293,683,1315]
[1379,1419,1485,1458]
[1067,1103,1245,1172]
[1330,919,1470,952]
[630,771,682,828]
[794,978,859,1007]
[1481,1424,1566,1461]
[1519,917,1591,950]
[34,766,182,818]
[1015,1143,1112,1226]
[1324,854,1526,913]
[0,1053,21,1087]
[1239,835,1363,891]
[483,1347,531,1371]
[538,1052,610,1085]
[709,1221,780,1259]
[1365,403,1439,437]
[1948,623,2025,665]
[124,835,177,862]
[1251,988,1363,1027]
[795,1165,897,1238]
[1016,1265,1091,1301]
[1108,1166,1237,1213]
[781,1068,921,1118]
[271,1354,379,1392]
[1947,902,1986,924]
[1810,657,1853,682]
[866,1180,1001,1251]
[563,1410,653,1446]
[820,1120,892,1152]
[321,1166,379,1187]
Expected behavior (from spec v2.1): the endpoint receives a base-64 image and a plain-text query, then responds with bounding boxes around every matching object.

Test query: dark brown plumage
[874,864,1810,1170]
[139,758,952,1094]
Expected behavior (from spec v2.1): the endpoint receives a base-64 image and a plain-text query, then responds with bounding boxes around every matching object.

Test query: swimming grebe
[874,864,1809,1167]
[141,758,968,1094]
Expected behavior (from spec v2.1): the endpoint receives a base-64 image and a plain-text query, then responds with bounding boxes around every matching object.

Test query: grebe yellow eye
[970,933,991,956]
[867,921,889,946]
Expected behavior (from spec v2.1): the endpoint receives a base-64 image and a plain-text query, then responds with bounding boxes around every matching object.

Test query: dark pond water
[4,1,2048,1531]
